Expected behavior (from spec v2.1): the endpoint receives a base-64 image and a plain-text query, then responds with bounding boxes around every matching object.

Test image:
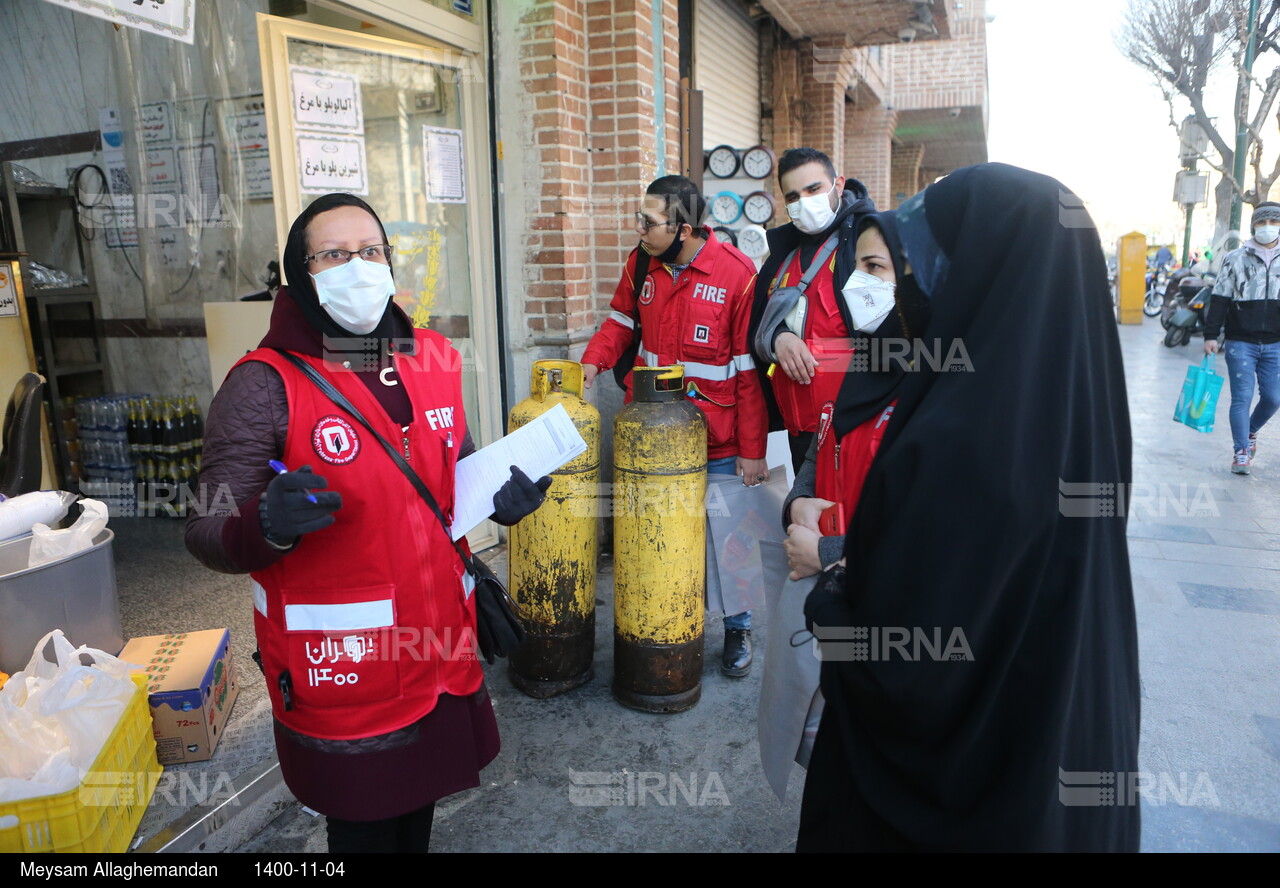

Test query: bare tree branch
[1117,0,1280,234]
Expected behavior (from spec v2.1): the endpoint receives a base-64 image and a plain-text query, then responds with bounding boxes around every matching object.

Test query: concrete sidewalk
[119,317,1279,853]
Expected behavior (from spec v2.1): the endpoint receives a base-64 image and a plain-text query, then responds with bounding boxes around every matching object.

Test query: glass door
[258,14,499,549]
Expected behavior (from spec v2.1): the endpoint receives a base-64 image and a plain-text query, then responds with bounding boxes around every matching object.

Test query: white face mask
[1255,225,1280,245]
[841,269,897,333]
[310,257,395,335]
[786,182,838,235]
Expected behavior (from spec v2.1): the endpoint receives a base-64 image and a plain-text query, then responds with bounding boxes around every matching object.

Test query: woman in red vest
[186,194,548,853]
[782,212,922,581]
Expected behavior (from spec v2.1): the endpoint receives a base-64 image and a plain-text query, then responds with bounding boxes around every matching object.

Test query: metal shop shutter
[694,0,761,150]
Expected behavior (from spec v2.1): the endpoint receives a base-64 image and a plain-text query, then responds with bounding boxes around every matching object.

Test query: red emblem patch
[312,416,361,465]
[638,277,655,306]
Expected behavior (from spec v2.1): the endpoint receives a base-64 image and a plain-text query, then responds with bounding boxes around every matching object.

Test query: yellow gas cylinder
[507,360,601,697]
[613,366,707,713]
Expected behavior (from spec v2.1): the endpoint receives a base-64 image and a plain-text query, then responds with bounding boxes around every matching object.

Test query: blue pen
[268,459,318,503]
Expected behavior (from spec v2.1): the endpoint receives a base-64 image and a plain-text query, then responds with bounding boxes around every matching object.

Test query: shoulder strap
[630,247,649,336]
[273,349,475,573]
[769,232,841,296]
[796,233,841,292]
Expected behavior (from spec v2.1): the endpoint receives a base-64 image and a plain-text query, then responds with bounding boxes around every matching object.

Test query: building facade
[0,0,987,530]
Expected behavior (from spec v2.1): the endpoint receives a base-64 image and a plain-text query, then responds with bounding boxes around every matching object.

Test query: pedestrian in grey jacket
[1204,201,1280,475]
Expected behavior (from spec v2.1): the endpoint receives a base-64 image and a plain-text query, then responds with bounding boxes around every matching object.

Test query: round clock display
[742,145,776,180]
[709,191,744,225]
[706,145,740,179]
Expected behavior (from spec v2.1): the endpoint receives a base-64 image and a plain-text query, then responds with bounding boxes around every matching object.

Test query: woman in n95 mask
[186,192,549,853]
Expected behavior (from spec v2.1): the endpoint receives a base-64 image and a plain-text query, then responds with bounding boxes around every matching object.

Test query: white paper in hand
[449,403,586,540]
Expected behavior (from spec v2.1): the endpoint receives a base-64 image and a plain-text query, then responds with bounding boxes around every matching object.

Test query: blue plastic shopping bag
[1173,354,1224,433]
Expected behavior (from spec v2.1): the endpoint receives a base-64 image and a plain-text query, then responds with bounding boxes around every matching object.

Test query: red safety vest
[770,250,857,434]
[237,330,482,741]
[814,398,897,521]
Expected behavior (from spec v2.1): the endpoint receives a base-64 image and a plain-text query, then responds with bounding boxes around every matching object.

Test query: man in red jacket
[580,175,769,676]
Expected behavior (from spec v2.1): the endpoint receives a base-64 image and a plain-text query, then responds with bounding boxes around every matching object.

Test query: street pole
[1183,201,1195,267]
[1229,0,1261,248]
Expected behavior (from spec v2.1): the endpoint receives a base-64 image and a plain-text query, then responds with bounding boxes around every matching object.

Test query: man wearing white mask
[748,148,878,471]
[1204,201,1280,475]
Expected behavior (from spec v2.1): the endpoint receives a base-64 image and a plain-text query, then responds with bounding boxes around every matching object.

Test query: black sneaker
[721,628,752,678]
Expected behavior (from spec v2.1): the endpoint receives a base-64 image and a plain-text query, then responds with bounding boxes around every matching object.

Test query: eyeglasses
[634,212,676,234]
[304,244,393,268]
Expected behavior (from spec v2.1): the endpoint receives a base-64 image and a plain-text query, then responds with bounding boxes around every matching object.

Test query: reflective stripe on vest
[637,346,752,382]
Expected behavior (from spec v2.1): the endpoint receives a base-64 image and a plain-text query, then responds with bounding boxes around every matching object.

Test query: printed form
[450,403,586,540]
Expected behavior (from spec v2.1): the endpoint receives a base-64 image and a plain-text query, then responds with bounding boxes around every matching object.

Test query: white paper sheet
[449,403,586,540]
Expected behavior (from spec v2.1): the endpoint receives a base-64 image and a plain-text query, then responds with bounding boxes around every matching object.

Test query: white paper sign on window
[291,67,363,134]
[226,111,269,152]
[242,150,273,200]
[146,147,177,187]
[298,134,368,195]
[41,0,195,45]
[422,126,466,204]
[141,102,173,143]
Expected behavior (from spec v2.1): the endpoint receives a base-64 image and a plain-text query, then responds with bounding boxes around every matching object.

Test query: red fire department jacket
[237,331,483,741]
[581,231,768,460]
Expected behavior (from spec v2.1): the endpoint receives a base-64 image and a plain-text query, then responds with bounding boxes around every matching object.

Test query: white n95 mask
[841,269,897,333]
[311,257,395,335]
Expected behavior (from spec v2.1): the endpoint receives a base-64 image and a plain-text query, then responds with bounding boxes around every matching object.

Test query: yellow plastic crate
[0,673,162,853]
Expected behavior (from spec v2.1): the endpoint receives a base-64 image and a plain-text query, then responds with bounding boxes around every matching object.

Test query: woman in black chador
[799,163,1141,852]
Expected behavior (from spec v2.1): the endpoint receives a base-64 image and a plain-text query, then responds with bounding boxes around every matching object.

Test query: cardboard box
[120,628,239,765]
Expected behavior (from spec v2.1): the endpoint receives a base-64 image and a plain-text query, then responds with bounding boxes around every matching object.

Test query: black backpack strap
[612,247,649,387]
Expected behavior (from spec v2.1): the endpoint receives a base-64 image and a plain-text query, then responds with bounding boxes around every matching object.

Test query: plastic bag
[28,499,109,568]
[0,630,140,804]
[0,491,77,543]
[704,468,789,616]
[1173,354,1224,433]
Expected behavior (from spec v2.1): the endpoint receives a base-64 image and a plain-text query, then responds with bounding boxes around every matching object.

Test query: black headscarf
[829,211,932,437]
[281,192,407,346]
[800,163,1140,852]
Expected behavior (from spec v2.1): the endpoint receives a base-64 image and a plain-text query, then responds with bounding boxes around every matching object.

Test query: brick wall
[890,142,926,207]
[498,0,682,376]
[882,0,987,113]
[844,103,897,209]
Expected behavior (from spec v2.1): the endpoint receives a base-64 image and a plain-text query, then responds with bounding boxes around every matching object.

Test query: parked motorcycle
[1144,263,1170,317]
[1161,279,1210,347]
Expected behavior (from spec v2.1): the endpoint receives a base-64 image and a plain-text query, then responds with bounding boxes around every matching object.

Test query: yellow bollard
[507,361,601,698]
[612,366,706,713]
[1117,232,1147,325]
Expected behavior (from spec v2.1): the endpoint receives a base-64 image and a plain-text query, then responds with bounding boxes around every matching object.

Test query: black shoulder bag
[611,247,650,388]
[274,349,526,665]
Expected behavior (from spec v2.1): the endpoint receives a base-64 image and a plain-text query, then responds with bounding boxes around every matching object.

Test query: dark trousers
[789,431,814,474]
[325,802,436,853]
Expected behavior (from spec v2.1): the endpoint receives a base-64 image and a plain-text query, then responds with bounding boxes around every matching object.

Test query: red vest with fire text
[236,330,481,741]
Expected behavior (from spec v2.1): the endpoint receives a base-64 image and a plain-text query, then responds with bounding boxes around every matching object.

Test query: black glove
[262,465,342,543]
[803,563,848,634]
[490,466,552,526]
